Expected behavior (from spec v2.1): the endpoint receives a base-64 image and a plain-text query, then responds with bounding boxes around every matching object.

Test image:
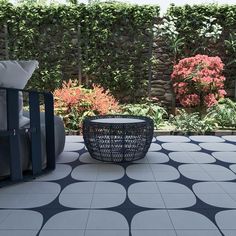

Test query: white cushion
[0,60,39,130]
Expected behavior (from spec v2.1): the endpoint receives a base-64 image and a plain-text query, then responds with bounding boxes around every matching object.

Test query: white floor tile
[94,182,126,194]
[40,229,84,236]
[132,229,176,236]
[193,182,225,194]
[222,136,236,142]
[176,229,222,236]
[221,230,236,236]
[148,143,162,151]
[0,210,43,230]
[162,194,196,208]
[230,164,236,173]
[179,164,236,181]
[199,143,236,151]
[128,182,160,194]
[157,182,194,194]
[91,194,126,208]
[71,164,124,181]
[151,164,180,181]
[64,142,85,152]
[85,229,129,236]
[42,210,89,230]
[215,210,236,229]
[217,182,236,194]
[189,136,225,143]
[56,152,79,164]
[0,230,39,236]
[169,152,215,164]
[133,152,169,164]
[126,164,155,181]
[196,194,236,208]
[61,182,95,194]
[59,194,93,208]
[129,193,165,208]
[131,210,174,229]
[34,164,72,181]
[0,183,60,208]
[168,210,218,230]
[79,152,102,163]
[212,152,236,163]
[86,210,128,230]
[66,135,84,143]
[156,136,190,143]
[162,143,201,152]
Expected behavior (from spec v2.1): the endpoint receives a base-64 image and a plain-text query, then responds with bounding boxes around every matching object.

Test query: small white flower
[205,32,212,38]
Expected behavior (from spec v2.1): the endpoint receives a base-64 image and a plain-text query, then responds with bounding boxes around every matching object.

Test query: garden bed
[54,77,236,137]
[154,129,236,136]
[65,129,236,136]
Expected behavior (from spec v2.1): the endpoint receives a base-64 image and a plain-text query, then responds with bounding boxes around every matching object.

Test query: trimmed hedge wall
[0,2,159,101]
[0,2,236,103]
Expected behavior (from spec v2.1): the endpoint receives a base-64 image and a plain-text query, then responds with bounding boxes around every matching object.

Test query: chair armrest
[0,86,55,181]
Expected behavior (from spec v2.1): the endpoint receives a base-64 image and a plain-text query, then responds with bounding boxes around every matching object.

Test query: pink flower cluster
[171,54,226,108]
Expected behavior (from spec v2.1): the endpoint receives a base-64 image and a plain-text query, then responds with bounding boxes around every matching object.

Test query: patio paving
[0,135,236,236]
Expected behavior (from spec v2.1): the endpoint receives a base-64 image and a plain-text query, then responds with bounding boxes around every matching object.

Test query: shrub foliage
[171,54,226,110]
[0,2,236,103]
[54,80,120,132]
[0,1,159,101]
[167,4,236,84]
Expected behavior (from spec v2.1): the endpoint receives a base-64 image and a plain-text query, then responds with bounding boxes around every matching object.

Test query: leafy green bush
[207,98,236,129]
[167,4,236,52]
[0,1,159,100]
[170,109,217,134]
[120,102,168,129]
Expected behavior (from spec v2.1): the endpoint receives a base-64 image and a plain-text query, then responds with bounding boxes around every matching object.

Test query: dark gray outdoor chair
[0,87,65,181]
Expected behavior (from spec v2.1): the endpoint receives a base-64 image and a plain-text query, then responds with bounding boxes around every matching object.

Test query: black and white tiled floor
[0,135,236,236]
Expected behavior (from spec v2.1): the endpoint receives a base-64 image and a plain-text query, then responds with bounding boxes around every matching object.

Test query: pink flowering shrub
[171,54,226,110]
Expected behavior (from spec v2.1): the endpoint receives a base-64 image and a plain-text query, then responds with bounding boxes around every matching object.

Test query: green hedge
[0,2,159,101]
[168,4,236,43]
[1,2,236,101]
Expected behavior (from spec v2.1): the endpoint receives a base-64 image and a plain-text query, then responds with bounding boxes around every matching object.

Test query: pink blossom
[204,94,218,107]
[180,94,200,107]
[171,54,226,109]
[218,89,227,98]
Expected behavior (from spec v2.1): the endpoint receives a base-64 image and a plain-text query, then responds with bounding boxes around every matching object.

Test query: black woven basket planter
[82,115,154,162]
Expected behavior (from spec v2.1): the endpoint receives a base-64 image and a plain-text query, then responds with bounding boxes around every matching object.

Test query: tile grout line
[84,166,98,234]
[148,158,178,236]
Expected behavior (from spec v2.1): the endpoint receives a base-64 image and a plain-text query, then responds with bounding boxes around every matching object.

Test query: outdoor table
[82,115,154,162]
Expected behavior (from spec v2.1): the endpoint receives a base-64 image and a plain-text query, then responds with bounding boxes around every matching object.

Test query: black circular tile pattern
[0,136,236,236]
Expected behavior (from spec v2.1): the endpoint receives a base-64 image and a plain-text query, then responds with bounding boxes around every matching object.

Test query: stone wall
[151,35,175,110]
[0,24,7,59]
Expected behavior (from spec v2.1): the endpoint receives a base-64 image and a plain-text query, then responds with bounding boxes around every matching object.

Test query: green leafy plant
[167,4,236,60]
[198,16,222,41]
[207,98,236,129]
[120,102,168,129]
[153,16,184,62]
[225,32,236,55]
[194,16,222,54]
[170,109,217,134]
